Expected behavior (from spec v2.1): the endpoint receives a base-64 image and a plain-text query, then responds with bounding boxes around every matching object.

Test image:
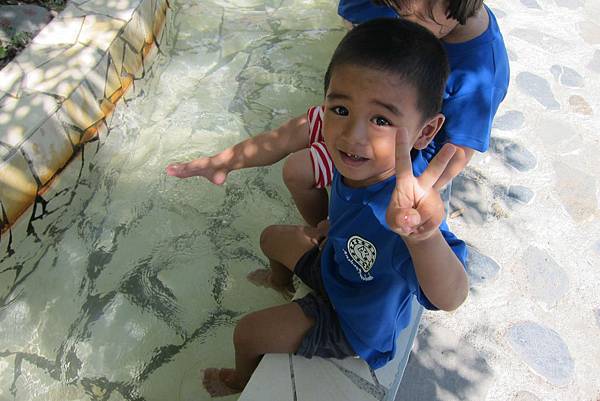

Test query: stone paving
[400,2,600,398]
[0,0,599,400]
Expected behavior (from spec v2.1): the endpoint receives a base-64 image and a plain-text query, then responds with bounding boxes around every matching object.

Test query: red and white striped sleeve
[306,106,333,189]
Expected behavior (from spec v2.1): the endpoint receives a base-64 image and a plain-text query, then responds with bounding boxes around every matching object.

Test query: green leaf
[0,46,6,59]
[12,32,32,48]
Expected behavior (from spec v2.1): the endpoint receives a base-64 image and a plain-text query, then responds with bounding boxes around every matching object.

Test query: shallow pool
[0,1,345,400]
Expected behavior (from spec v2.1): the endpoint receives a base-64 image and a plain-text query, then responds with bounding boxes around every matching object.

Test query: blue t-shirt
[338,2,510,158]
[425,5,510,159]
[320,150,468,368]
[338,0,398,24]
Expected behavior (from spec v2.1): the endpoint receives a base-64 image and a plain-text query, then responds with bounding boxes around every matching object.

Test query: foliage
[0,32,33,70]
[0,0,67,70]
[2,1,67,12]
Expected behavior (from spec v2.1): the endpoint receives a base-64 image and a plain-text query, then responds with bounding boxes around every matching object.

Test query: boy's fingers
[414,217,437,236]
[395,127,415,182]
[166,163,185,177]
[417,143,456,189]
[387,207,421,235]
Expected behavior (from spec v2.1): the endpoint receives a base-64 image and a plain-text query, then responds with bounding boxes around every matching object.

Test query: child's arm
[166,114,310,183]
[404,230,468,311]
[386,128,468,311]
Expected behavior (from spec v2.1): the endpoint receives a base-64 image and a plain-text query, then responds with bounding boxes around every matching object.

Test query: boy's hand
[302,219,329,247]
[386,128,456,242]
[166,157,229,185]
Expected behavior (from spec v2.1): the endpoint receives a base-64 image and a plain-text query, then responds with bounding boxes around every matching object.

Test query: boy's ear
[414,113,445,150]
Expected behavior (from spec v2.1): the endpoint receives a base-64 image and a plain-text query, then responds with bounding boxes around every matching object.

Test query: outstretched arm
[166,114,310,184]
[386,128,468,311]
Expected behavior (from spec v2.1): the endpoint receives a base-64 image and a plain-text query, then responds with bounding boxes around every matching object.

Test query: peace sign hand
[386,128,456,242]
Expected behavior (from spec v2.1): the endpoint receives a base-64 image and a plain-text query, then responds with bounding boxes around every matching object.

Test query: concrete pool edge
[0,0,172,235]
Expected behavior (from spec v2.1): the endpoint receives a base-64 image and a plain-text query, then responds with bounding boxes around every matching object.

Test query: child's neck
[443,6,489,44]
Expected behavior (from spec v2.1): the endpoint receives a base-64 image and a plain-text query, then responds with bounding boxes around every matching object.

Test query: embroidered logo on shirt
[346,235,376,279]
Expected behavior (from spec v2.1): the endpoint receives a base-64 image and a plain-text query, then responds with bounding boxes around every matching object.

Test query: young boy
[167,0,509,228]
[200,19,469,397]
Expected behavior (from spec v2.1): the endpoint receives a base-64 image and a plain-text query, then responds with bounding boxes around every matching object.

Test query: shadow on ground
[396,323,494,401]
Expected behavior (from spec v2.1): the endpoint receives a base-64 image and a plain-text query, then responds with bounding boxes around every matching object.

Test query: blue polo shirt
[320,150,468,368]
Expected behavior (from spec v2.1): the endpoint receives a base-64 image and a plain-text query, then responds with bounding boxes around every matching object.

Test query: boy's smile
[322,64,438,188]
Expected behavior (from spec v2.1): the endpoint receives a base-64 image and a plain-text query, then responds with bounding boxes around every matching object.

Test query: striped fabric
[307,105,324,143]
[306,106,334,189]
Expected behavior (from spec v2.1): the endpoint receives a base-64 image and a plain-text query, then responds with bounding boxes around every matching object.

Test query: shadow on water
[0,5,317,396]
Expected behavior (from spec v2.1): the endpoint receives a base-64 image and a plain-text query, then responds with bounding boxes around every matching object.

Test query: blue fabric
[338,0,398,24]
[424,6,510,160]
[320,150,468,368]
[337,2,510,159]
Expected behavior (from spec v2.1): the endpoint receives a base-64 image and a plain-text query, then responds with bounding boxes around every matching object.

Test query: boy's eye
[331,106,349,116]
[372,116,391,126]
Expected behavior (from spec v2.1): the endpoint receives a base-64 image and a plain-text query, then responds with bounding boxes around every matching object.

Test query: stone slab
[506,321,574,387]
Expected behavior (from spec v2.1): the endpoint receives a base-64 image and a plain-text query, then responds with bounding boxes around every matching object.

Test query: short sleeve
[307,106,324,144]
[439,86,503,153]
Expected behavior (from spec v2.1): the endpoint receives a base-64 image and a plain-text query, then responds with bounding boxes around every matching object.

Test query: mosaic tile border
[0,0,172,236]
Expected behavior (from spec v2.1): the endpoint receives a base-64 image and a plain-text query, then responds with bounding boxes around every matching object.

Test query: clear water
[0,1,345,400]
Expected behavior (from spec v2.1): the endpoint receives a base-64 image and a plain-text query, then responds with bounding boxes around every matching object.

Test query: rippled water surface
[0,1,344,400]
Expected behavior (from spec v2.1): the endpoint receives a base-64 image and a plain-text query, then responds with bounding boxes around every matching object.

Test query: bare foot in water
[202,368,243,397]
[247,269,294,300]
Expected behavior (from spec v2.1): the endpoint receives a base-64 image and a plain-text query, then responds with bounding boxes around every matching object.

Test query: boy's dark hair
[324,18,449,120]
[372,0,484,25]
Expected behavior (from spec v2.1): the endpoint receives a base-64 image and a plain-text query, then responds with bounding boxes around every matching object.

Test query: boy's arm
[404,231,468,311]
[166,114,310,183]
[386,128,468,311]
[432,145,474,191]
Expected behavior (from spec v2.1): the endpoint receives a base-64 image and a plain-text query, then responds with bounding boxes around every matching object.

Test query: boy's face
[322,64,442,188]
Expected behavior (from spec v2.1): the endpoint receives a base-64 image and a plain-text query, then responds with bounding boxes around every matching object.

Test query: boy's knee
[282,156,301,187]
[259,225,278,254]
[233,313,258,350]
[283,151,314,190]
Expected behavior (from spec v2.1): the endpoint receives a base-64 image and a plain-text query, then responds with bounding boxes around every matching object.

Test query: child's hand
[386,128,456,242]
[166,157,229,185]
[315,219,329,237]
[302,219,329,247]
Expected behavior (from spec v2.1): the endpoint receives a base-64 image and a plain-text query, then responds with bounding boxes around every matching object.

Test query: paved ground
[397,1,600,399]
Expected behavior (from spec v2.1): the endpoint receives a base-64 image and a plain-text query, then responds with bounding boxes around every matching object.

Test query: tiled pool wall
[0,0,172,240]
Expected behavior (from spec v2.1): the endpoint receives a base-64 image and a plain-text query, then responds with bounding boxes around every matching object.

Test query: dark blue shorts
[293,246,356,360]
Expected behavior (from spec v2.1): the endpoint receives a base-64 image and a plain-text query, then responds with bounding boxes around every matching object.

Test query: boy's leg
[248,224,323,294]
[203,302,314,396]
[283,149,329,227]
